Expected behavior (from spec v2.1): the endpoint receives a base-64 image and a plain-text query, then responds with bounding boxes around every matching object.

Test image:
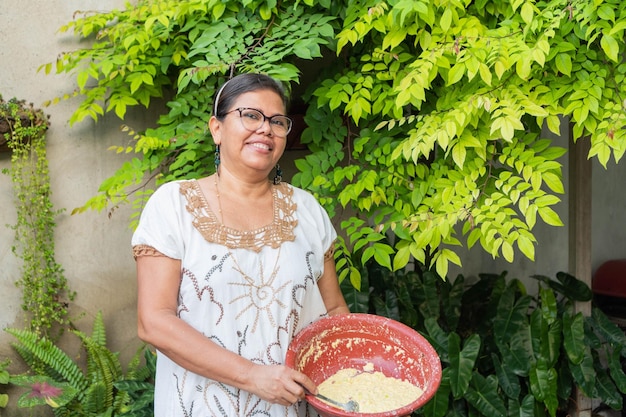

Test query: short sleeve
[316,200,337,254]
[131,181,186,260]
[290,185,337,257]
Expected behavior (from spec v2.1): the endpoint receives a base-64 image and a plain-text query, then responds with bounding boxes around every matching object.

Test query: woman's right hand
[244,363,317,407]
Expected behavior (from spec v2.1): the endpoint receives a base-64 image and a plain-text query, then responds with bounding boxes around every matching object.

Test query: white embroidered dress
[132,179,334,417]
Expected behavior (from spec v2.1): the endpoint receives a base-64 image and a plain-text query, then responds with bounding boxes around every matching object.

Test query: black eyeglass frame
[225,107,293,136]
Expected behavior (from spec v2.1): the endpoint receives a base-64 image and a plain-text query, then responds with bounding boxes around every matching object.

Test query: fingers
[250,365,312,406]
[292,370,317,396]
[282,370,310,404]
[280,368,317,406]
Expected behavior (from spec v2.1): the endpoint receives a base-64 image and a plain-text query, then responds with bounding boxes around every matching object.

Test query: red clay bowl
[285,313,442,417]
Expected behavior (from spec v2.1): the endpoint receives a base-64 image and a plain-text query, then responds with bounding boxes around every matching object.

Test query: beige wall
[1,0,144,380]
[1,1,625,414]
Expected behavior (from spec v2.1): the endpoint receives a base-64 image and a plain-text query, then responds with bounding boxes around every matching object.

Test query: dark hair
[213,73,289,118]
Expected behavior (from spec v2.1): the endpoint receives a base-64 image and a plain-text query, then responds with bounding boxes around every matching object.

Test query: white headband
[213,79,232,116]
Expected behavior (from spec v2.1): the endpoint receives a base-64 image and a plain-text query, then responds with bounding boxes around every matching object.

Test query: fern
[80,335,121,409]
[10,342,41,373]
[90,311,107,347]
[6,313,155,416]
[74,312,124,411]
[124,346,144,379]
[6,328,88,392]
[79,331,122,379]
[83,381,108,414]
[112,388,132,415]
[125,346,155,381]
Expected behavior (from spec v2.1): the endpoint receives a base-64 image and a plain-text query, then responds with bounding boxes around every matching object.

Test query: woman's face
[210,89,288,179]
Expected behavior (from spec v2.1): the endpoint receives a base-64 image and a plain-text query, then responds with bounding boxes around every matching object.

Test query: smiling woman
[131,73,350,417]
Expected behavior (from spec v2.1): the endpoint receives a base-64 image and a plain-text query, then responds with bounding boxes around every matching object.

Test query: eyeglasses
[225,108,293,137]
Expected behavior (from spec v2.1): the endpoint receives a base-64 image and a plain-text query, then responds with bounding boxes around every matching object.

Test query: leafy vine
[0,96,74,338]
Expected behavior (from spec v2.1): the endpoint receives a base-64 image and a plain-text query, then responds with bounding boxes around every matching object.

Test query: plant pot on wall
[0,99,48,153]
[1,116,15,152]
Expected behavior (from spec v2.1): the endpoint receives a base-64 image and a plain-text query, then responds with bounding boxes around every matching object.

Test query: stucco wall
[0,0,146,394]
[1,1,625,415]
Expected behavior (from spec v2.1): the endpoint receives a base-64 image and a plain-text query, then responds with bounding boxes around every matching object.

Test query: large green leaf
[465,374,506,417]
[568,346,596,396]
[419,371,451,417]
[562,305,585,365]
[420,271,442,319]
[339,273,369,313]
[591,307,626,346]
[531,273,592,301]
[538,287,557,324]
[506,394,536,417]
[593,366,623,411]
[423,318,449,361]
[492,353,520,400]
[441,274,465,332]
[608,347,626,394]
[544,321,562,369]
[556,360,573,405]
[499,329,533,376]
[529,309,544,361]
[394,277,420,328]
[529,363,558,417]
[494,283,532,350]
[448,333,480,399]
[373,289,400,320]
[530,307,562,368]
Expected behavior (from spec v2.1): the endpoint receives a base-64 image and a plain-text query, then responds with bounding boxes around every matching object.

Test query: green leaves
[552,307,583,367]
[600,34,620,62]
[529,364,558,416]
[299,0,626,278]
[46,0,626,284]
[412,272,626,417]
[47,0,343,219]
[465,374,507,417]
[448,333,480,398]
[2,98,73,337]
[6,312,155,415]
[342,264,625,416]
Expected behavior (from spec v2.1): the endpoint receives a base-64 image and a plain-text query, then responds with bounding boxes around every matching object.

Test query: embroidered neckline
[180,179,297,252]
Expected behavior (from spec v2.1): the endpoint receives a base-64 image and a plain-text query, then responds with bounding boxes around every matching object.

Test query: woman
[132,73,350,417]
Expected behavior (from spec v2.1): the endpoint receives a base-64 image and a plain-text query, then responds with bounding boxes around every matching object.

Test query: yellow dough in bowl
[317,366,424,413]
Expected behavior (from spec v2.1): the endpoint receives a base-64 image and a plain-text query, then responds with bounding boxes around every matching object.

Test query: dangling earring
[214,145,221,174]
[273,164,282,185]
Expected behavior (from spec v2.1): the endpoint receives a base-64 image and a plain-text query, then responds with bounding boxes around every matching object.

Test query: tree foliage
[42,0,626,282]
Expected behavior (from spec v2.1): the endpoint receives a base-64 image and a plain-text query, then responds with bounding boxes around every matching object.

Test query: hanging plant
[0,96,74,338]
